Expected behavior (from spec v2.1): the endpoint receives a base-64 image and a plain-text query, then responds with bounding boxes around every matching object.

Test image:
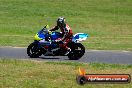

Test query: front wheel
[27,43,42,58]
[68,43,85,60]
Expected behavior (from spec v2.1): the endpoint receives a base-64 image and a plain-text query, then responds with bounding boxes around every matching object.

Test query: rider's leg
[59,38,71,55]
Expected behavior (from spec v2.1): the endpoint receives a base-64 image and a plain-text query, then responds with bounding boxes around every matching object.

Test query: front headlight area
[34,33,43,41]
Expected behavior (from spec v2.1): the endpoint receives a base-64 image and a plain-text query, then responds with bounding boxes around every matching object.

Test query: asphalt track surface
[0,47,132,64]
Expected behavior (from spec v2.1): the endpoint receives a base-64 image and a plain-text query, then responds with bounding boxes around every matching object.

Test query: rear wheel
[27,43,42,58]
[68,43,85,60]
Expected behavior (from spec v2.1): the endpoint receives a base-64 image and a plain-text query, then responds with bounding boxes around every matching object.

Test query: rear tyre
[27,43,42,58]
[68,43,85,60]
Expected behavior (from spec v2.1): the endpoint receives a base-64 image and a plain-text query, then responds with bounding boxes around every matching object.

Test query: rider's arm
[49,26,59,31]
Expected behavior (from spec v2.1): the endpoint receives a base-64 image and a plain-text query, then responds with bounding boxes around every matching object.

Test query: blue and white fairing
[50,32,89,42]
[36,28,88,43]
[72,33,89,42]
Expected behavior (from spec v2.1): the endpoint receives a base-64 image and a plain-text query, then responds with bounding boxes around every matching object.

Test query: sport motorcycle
[27,25,88,60]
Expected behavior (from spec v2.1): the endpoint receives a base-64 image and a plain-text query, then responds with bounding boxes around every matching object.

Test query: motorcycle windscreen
[73,33,88,41]
[37,28,49,40]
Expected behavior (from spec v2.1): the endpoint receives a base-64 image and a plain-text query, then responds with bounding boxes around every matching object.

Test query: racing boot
[65,47,71,55]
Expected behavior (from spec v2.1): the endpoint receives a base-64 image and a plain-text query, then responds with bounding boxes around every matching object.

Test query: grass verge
[0,58,132,88]
[0,0,132,50]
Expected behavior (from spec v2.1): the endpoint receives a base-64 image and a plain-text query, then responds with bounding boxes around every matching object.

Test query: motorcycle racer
[27,19,88,59]
[49,17,73,55]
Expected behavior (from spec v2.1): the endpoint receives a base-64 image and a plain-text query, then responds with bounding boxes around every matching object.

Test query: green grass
[0,0,132,50]
[0,58,132,88]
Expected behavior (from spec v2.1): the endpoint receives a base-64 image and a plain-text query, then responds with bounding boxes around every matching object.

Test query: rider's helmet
[57,17,66,27]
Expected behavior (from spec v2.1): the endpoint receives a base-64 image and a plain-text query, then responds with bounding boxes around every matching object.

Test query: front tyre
[68,43,85,60]
[27,43,42,58]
